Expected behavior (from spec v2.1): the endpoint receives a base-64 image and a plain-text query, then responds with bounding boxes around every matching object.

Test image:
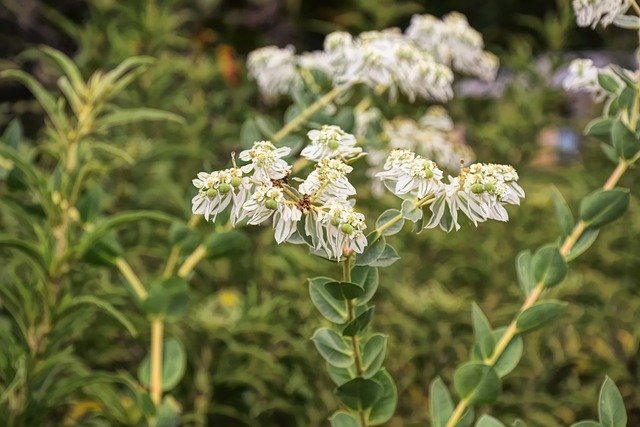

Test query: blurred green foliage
[0,0,639,426]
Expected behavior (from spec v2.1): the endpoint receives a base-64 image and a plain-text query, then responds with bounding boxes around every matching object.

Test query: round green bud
[206,188,218,198]
[265,198,278,210]
[327,139,340,150]
[230,176,242,187]
[484,182,495,193]
[340,223,354,234]
[424,168,434,179]
[470,183,484,194]
[219,183,231,194]
[331,217,340,226]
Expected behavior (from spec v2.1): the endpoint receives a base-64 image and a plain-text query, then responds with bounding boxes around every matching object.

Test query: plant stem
[343,257,367,427]
[114,257,148,299]
[177,244,207,278]
[150,317,164,406]
[271,83,351,143]
[444,158,631,427]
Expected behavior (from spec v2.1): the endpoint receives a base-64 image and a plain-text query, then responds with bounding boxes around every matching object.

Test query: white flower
[191,168,248,223]
[572,0,630,28]
[426,163,525,231]
[247,45,302,102]
[302,125,362,161]
[299,157,356,202]
[376,149,444,198]
[563,59,600,93]
[239,140,291,182]
[240,184,302,243]
[316,200,368,259]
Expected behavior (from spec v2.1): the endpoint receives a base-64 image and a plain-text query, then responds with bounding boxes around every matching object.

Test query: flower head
[299,158,356,202]
[572,0,630,28]
[316,200,368,259]
[247,46,302,102]
[239,140,291,182]
[302,125,362,161]
[191,168,248,222]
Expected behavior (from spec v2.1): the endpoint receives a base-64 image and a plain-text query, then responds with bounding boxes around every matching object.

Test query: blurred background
[0,0,639,426]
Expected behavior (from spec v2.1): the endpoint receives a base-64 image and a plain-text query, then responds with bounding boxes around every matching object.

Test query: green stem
[343,256,367,427]
[444,158,632,427]
[271,83,351,143]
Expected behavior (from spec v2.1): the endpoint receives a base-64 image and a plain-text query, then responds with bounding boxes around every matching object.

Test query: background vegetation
[0,0,638,425]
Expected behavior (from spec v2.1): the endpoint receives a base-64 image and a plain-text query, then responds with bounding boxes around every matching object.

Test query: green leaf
[0,235,47,272]
[551,187,574,237]
[429,377,454,427]
[598,376,627,427]
[309,277,348,323]
[156,396,181,427]
[351,266,379,306]
[471,303,495,359]
[585,117,614,139]
[367,369,397,425]
[204,230,250,259]
[617,86,635,113]
[516,250,535,296]
[327,363,354,386]
[142,277,190,320]
[0,69,67,132]
[330,411,360,427]
[59,295,137,337]
[453,362,501,404]
[580,188,630,229]
[570,422,602,427]
[76,211,176,258]
[311,327,353,368]
[335,377,382,411]
[490,328,523,377]
[97,108,184,131]
[611,119,639,159]
[355,233,386,266]
[401,199,423,222]
[475,415,505,427]
[512,420,528,427]
[601,143,618,163]
[598,72,620,93]
[516,300,566,333]
[138,337,187,392]
[39,46,85,92]
[2,119,23,149]
[375,209,403,236]
[369,244,400,267]
[566,229,599,262]
[240,118,261,145]
[324,281,366,300]
[83,233,123,266]
[342,306,374,336]
[361,334,387,378]
[531,244,566,287]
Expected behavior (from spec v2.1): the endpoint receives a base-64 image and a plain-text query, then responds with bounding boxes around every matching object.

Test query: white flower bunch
[405,12,499,81]
[377,149,524,231]
[246,11,498,103]
[246,45,302,102]
[191,126,367,259]
[562,59,625,101]
[572,0,630,28]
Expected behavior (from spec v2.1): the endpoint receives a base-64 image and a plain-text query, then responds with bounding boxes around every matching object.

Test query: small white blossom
[239,140,291,182]
[302,125,362,161]
[376,149,444,198]
[563,59,601,93]
[572,0,630,28]
[316,200,368,259]
[247,45,302,102]
[299,158,356,202]
[240,184,302,243]
[191,168,248,222]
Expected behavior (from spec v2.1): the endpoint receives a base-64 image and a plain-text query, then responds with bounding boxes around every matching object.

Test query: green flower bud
[484,182,495,193]
[230,176,242,187]
[265,198,278,210]
[331,217,340,226]
[470,183,484,194]
[206,188,218,198]
[340,223,354,234]
[219,183,231,194]
[327,139,340,150]
[424,167,434,179]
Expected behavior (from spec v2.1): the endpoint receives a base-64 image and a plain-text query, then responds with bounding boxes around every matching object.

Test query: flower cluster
[191,127,367,259]
[246,12,498,103]
[405,12,499,81]
[572,0,630,28]
[562,59,624,101]
[377,149,524,231]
